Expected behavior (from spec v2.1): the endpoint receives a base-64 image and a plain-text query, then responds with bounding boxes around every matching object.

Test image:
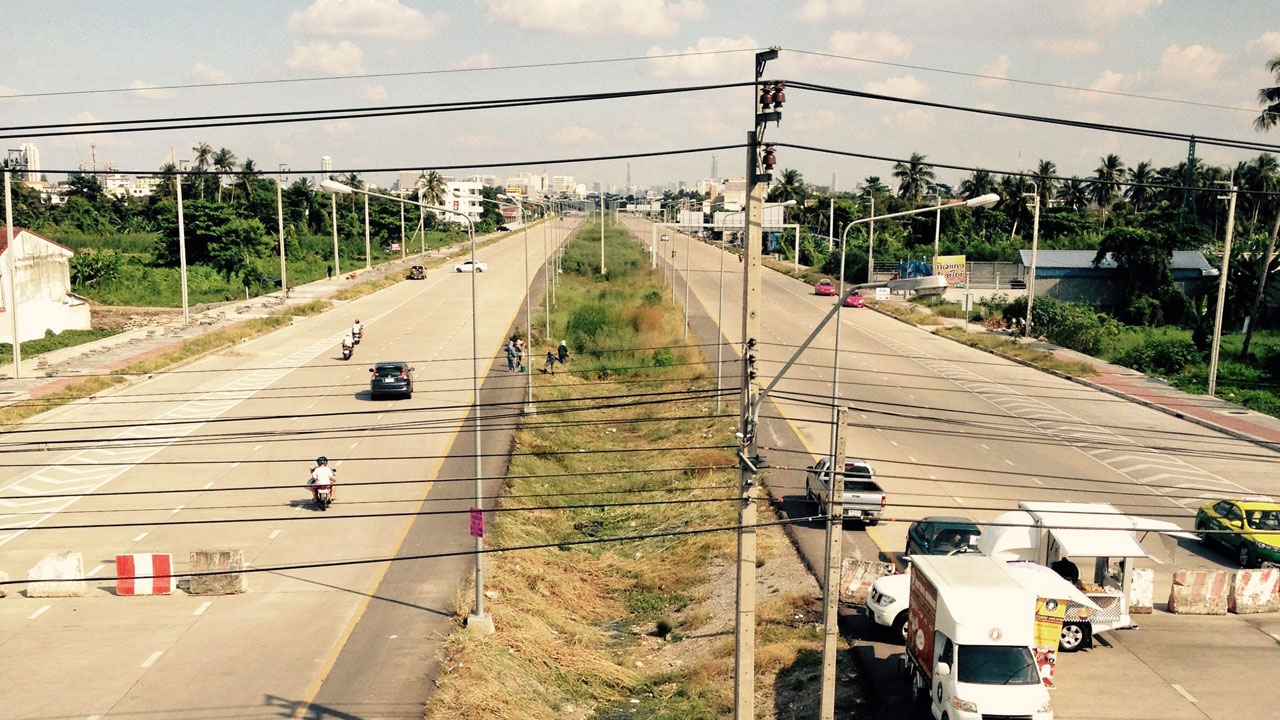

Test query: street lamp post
[174,164,190,326]
[320,179,492,633]
[363,193,371,271]
[329,191,341,279]
[277,165,288,298]
[1208,185,1239,396]
[496,194,536,414]
[3,169,20,378]
[599,196,606,275]
[1023,186,1041,337]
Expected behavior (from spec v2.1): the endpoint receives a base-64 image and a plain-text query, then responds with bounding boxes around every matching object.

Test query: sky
[3,0,1280,194]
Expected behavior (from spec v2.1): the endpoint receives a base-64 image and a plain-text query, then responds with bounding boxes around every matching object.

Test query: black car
[904,516,982,557]
[370,361,414,399]
[408,265,426,280]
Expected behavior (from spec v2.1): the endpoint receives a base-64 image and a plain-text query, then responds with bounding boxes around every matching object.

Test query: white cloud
[362,85,388,101]
[189,63,232,84]
[551,125,602,146]
[879,107,934,132]
[646,35,758,79]
[976,55,1010,89]
[1158,44,1225,86]
[127,80,175,100]
[479,0,705,37]
[449,53,492,71]
[826,30,912,61]
[1073,0,1162,29]
[1246,31,1280,58]
[791,109,841,133]
[1034,38,1099,57]
[864,75,929,99]
[287,40,366,76]
[456,133,499,149]
[288,0,442,40]
[0,85,22,100]
[1088,70,1125,94]
[793,0,865,23]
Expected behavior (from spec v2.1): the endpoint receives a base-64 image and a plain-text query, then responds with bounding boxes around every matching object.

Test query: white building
[549,175,574,194]
[17,143,40,182]
[441,181,485,224]
[320,156,333,182]
[0,228,91,343]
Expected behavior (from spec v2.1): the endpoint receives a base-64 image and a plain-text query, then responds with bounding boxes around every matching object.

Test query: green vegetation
[936,327,1098,377]
[0,328,118,364]
[424,218,831,720]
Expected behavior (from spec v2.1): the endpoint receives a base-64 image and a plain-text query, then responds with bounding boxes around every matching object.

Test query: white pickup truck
[805,457,885,526]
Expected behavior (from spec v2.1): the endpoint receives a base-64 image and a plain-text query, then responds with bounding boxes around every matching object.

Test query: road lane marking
[1004,459,1015,466]
[204,481,217,488]
[194,601,212,616]
[1032,478,1044,485]
[171,505,184,514]
[88,564,105,577]
[28,605,50,619]
[133,532,149,542]
[253,444,262,451]
[889,440,898,446]
[268,530,281,540]
[928,474,937,480]
[952,496,966,505]
[229,462,239,469]
[350,442,359,448]
[1170,684,1197,703]
[140,651,163,668]
[980,444,990,449]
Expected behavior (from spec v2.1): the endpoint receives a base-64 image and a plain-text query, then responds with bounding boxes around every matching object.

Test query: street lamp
[320,178,493,634]
[1208,184,1239,396]
[277,165,288,298]
[1022,184,1041,337]
[496,193,537,414]
[174,161,191,325]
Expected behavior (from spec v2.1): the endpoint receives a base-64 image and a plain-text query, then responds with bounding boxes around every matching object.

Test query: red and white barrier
[116,553,174,596]
[1168,569,1229,615]
[1229,568,1280,614]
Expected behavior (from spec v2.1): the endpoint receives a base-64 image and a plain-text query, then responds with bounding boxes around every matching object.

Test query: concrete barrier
[116,553,174,596]
[1229,568,1280,614]
[188,549,248,595]
[839,558,894,605]
[1129,567,1154,614]
[27,551,88,598]
[1167,569,1230,615]
[0,570,8,598]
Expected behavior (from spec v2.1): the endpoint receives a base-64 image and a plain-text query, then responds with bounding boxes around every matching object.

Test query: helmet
[316,456,328,466]
[354,319,360,323]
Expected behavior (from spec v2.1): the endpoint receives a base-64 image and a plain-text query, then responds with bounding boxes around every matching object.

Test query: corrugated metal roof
[1017,249,1216,274]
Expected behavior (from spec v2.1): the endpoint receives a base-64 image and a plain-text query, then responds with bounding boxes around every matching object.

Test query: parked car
[497,225,511,232]
[805,457,884,526]
[814,279,837,296]
[408,265,426,280]
[843,290,865,308]
[454,260,488,273]
[905,516,982,557]
[369,361,414,399]
[1195,497,1280,567]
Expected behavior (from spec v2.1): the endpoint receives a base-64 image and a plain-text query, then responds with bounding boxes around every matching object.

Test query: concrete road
[0,221,576,720]
[625,217,1280,720]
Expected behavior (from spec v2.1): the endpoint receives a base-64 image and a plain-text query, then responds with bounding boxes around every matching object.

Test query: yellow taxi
[1195,497,1280,568]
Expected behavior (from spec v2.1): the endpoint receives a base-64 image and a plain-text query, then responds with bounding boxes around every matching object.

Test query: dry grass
[332,276,401,301]
[0,375,125,427]
[937,326,1097,376]
[869,299,944,325]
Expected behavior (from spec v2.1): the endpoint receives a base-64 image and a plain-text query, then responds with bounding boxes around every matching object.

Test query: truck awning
[1048,527,1147,558]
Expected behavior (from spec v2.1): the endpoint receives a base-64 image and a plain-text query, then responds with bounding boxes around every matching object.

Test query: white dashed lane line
[171,505,184,514]
[194,601,212,617]
[268,530,281,540]
[133,532,149,542]
[1170,684,1197,703]
[28,605,50,620]
[140,651,163,668]
[88,564,105,577]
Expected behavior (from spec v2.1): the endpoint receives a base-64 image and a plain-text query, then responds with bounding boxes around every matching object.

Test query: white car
[454,260,488,273]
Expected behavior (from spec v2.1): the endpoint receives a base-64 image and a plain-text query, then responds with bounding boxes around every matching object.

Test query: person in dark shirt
[1051,556,1081,585]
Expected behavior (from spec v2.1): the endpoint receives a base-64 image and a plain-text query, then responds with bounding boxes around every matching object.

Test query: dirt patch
[90,304,182,332]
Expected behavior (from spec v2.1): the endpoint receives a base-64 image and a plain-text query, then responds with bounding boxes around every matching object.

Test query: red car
[814,279,837,296]
[843,291,865,308]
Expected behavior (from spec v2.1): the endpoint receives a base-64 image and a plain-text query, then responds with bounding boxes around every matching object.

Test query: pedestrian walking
[543,350,558,374]
[504,341,517,372]
[557,339,569,365]
[514,337,525,371]
[326,263,333,279]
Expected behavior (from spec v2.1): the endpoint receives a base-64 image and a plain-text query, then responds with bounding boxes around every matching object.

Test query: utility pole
[4,169,20,378]
[1024,188,1041,337]
[600,197,606,275]
[277,165,288,298]
[1208,184,1238,396]
[820,408,848,719]
[735,47,782,720]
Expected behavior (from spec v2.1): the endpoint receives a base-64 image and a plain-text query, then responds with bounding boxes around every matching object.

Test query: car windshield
[956,645,1040,685]
[1247,510,1280,530]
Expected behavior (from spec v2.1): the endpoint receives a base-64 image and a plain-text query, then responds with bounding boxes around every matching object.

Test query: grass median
[425,221,839,719]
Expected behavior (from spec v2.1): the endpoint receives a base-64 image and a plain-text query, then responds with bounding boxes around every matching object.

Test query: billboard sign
[934,255,967,286]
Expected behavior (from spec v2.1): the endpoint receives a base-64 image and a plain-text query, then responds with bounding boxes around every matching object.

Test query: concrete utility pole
[4,169,20,378]
[1024,188,1041,337]
[1208,185,1238,396]
[175,168,190,326]
[820,407,848,719]
[735,47,781,720]
[277,166,287,297]
[363,194,371,270]
[600,197,606,275]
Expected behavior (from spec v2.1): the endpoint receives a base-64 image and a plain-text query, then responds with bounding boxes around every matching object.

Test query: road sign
[470,507,483,538]
[875,287,890,301]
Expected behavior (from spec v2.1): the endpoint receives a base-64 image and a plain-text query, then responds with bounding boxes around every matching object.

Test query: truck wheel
[891,612,908,644]
[1059,622,1089,652]
[865,518,880,527]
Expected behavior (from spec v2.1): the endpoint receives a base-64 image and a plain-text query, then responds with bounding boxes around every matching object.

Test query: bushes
[1117,338,1202,376]
[1003,296,1121,355]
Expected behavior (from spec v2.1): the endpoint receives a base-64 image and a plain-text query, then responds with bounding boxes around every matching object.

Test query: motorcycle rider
[308,456,337,504]
[351,319,363,342]
[341,332,354,357]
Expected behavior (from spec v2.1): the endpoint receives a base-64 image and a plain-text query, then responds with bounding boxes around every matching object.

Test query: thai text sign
[934,255,967,285]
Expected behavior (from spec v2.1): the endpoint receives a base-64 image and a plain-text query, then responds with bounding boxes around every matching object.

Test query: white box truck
[906,555,1054,720]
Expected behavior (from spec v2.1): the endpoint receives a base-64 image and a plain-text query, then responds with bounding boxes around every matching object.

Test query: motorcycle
[352,328,362,345]
[310,482,333,510]
[341,344,353,361]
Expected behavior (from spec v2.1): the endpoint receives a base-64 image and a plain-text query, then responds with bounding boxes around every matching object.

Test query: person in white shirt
[309,456,337,503]
[351,319,363,341]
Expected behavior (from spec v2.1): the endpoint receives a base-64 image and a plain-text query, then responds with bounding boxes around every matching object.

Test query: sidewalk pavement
[0,238,483,410]
[895,302,1280,453]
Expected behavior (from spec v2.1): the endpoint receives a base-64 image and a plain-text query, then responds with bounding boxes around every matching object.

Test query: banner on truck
[934,255,967,286]
[1032,596,1068,688]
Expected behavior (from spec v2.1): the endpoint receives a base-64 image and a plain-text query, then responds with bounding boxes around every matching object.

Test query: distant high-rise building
[320,155,333,182]
[711,154,718,180]
[17,143,40,182]
[831,172,838,193]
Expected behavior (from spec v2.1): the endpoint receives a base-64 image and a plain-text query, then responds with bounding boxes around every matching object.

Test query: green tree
[192,142,214,199]
[1033,160,1058,208]
[212,147,237,202]
[768,168,806,204]
[891,152,935,207]
[959,169,997,200]
[1091,154,1125,225]
[1125,161,1157,211]
[1056,176,1089,212]
[1253,52,1280,131]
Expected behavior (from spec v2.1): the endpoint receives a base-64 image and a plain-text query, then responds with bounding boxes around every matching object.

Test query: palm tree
[1243,152,1280,357]
[1033,160,1057,208]
[1056,176,1089,212]
[191,142,214,199]
[959,169,997,200]
[769,168,806,204]
[1253,53,1280,131]
[1125,161,1156,211]
[212,147,236,203]
[238,158,260,205]
[891,152,935,207]
[417,170,447,206]
[998,174,1033,239]
[1090,154,1125,225]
